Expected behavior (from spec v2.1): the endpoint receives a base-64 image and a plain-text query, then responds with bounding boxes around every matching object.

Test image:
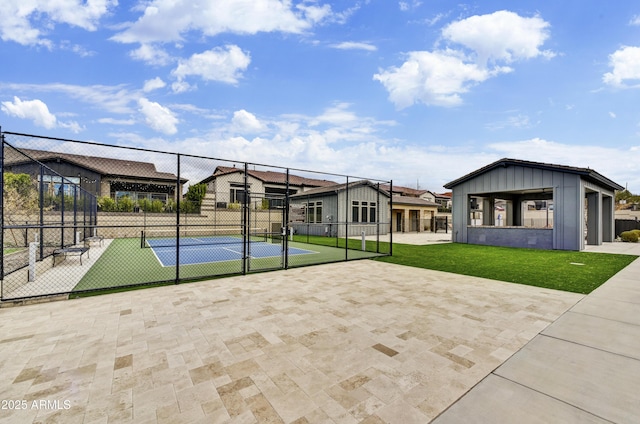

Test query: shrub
[117,196,134,212]
[620,231,639,242]
[150,199,164,213]
[98,196,116,212]
[165,199,176,212]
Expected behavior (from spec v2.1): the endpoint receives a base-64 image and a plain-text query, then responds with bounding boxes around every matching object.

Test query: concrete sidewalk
[433,242,640,423]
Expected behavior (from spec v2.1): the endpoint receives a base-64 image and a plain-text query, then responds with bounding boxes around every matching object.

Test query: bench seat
[53,247,90,266]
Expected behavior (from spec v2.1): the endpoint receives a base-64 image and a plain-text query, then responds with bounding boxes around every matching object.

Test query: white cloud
[98,117,136,125]
[1,82,141,114]
[171,81,193,94]
[232,110,264,133]
[172,46,251,85]
[59,120,84,133]
[603,46,640,87]
[609,111,617,119]
[374,50,500,108]
[330,41,377,51]
[34,104,640,192]
[630,15,640,26]
[485,114,533,131]
[399,1,422,12]
[137,98,178,135]
[487,138,635,188]
[1,96,85,133]
[129,44,173,66]
[112,0,335,45]
[143,77,166,93]
[0,0,116,46]
[375,10,553,109]
[310,102,360,127]
[1,96,57,128]
[441,10,555,65]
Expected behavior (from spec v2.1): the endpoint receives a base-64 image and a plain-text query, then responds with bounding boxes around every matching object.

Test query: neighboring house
[198,166,336,210]
[4,148,187,205]
[444,158,622,251]
[381,184,443,232]
[289,180,390,237]
[434,192,452,209]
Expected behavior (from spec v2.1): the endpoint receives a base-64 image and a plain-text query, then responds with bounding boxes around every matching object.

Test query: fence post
[376,182,380,253]
[284,169,290,270]
[0,131,4,287]
[345,176,349,260]
[73,182,78,244]
[242,162,249,275]
[389,180,393,256]
[175,154,181,284]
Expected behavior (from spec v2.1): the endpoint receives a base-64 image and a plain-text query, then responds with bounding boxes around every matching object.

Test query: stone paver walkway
[0,260,581,423]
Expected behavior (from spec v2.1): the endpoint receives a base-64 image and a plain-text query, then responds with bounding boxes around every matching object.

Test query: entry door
[410,210,419,232]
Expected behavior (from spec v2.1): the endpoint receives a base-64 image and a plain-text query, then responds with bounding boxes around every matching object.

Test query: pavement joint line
[488,373,617,424]
[558,308,640,327]
[538,332,640,363]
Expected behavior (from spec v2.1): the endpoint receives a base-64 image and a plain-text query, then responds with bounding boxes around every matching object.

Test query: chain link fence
[1,131,392,301]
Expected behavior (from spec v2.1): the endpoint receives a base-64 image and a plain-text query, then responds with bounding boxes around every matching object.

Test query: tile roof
[392,195,439,207]
[380,184,427,197]
[6,148,186,182]
[211,166,337,188]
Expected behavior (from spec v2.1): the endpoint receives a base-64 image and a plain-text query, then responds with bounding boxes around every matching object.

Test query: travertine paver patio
[0,260,582,423]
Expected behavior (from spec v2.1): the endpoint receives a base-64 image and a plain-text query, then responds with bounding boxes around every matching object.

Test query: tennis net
[141,227,268,248]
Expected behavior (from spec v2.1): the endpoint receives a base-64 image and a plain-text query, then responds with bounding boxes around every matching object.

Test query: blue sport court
[145,236,316,267]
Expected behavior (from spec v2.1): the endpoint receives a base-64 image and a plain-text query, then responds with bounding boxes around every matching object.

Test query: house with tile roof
[381,184,447,232]
[4,148,187,206]
[197,166,337,210]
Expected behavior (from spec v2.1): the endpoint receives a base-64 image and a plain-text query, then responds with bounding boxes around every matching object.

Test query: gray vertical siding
[291,184,389,237]
[451,165,584,250]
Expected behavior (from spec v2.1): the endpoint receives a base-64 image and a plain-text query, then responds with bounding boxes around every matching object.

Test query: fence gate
[246,190,286,273]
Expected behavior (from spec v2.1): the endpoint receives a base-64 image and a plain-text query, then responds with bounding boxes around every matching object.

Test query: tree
[182,183,207,213]
[616,189,640,208]
[3,172,40,246]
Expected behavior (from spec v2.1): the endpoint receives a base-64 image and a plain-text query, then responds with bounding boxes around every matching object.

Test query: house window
[230,184,247,204]
[315,201,323,223]
[151,193,168,203]
[361,202,368,223]
[352,201,360,222]
[115,191,134,202]
[307,201,323,223]
[113,191,168,204]
[38,175,81,197]
[352,200,375,223]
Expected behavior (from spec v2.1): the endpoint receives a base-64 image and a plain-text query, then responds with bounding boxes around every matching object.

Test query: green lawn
[375,243,637,294]
[3,247,24,255]
[71,235,637,296]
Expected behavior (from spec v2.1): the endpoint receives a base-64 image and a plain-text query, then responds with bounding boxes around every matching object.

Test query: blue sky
[1,1,640,192]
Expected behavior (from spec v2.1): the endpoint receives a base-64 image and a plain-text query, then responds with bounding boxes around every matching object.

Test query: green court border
[72,237,385,292]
